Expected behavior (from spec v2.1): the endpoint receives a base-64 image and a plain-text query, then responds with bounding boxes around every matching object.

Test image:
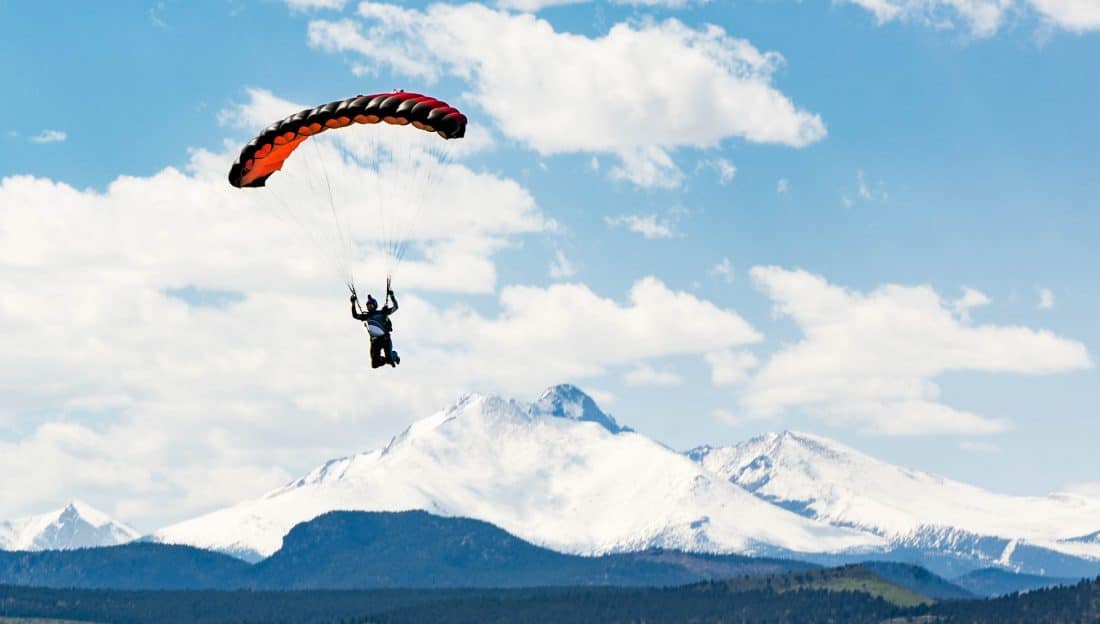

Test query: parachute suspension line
[265,182,348,289]
[355,130,394,286]
[393,140,453,269]
[227,92,467,299]
[311,139,356,293]
[387,137,453,280]
[278,142,351,289]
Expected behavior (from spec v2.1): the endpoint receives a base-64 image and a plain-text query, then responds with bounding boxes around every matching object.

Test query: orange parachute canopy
[228,91,466,188]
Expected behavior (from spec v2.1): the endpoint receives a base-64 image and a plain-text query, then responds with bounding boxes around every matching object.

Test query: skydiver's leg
[370,338,386,368]
[382,335,396,367]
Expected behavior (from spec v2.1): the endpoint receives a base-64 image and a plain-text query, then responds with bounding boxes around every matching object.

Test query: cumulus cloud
[742,267,1092,436]
[624,364,683,386]
[441,277,763,387]
[307,3,825,186]
[1065,482,1100,499]
[28,130,67,144]
[605,214,675,239]
[1028,0,1100,31]
[952,286,991,321]
[705,349,759,386]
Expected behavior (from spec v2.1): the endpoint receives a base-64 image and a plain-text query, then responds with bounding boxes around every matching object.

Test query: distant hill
[952,566,1080,597]
[0,510,814,591]
[925,576,1100,623]
[251,510,817,589]
[0,543,248,590]
[857,560,974,600]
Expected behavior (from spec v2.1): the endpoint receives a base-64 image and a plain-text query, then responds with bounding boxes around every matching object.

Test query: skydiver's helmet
[366,295,379,311]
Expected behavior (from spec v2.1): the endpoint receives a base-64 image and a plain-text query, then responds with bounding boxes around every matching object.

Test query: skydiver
[351,289,400,368]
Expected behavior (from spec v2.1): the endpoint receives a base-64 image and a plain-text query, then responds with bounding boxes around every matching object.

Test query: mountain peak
[1,500,139,551]
[532,384,629,434]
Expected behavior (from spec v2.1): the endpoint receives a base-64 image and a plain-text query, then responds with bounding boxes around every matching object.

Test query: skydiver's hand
[350,294,357,302]
[387,289,394,296]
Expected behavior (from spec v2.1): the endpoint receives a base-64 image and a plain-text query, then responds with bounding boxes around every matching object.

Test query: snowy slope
[688,431,1100,566]
[153,386,882,561]
[0,501,140,551]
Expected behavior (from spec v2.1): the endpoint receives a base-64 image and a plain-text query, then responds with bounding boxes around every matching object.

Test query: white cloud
[497,0,584,9]
[856,169,886,201]
[624,364,683,386]
[705,349,759,386]
[609,146,685,188]
[952,286,991,321]
[742,267,1092,436]
[1064,482,1100,499]
[307,3,825,187]
[28,130,67,144]
[286,0,347,11]
[585,388,617,407]
[445,277,762,388]
[777,178,790,194]
[843,170,885,207]
[839,0,1100,35]
[842,0,1014,37]
[498,0,706,10]
[699,157,736,185]
[605,213,675,239]
[1039,287,1055,310]
[149,2,168,28]
[712,408,742,426]
[548,249,577,279]
[711,257,734,283]
[1029,0,1100,31]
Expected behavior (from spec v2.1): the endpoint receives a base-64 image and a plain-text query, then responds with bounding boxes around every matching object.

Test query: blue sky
[1,0,1098,528]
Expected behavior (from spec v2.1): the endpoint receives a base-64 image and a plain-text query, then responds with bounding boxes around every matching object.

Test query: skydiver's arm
[385,291,398,314]
[351,299,369,321]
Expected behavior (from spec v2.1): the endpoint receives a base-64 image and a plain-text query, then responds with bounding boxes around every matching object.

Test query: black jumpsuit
[352,294,399,368]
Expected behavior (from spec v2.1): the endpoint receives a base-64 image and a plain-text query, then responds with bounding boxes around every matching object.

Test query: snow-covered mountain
[688,431,1100,574]
[0,500,140,551]
[153,385,882,561]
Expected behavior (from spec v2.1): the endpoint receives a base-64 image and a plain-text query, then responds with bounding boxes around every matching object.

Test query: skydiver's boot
[391,350,400,366]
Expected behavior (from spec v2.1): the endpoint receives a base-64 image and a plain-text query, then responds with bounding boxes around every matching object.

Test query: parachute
[227,91,467,292]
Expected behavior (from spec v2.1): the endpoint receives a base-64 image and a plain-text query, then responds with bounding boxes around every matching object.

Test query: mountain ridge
[152,385,881,561]
[687,429,1100,575]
